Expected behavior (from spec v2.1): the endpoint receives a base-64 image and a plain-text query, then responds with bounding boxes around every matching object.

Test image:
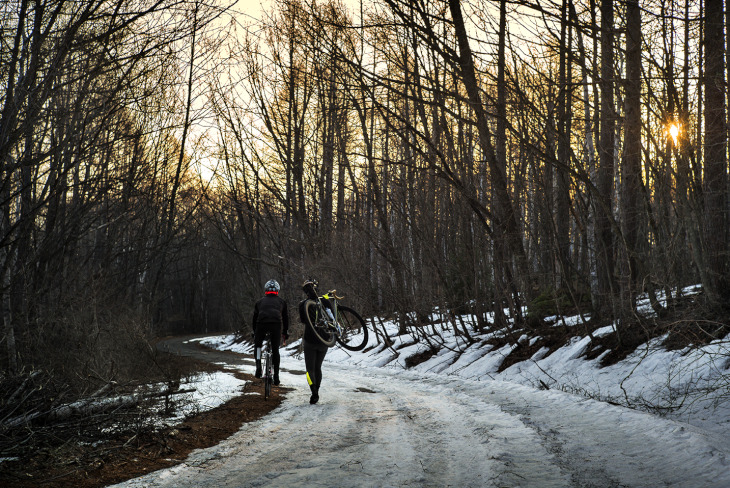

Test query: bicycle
[260,332,274,400]
[302,289,369,351]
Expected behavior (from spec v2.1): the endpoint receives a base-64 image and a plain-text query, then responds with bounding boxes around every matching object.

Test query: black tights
[303,339,328,389]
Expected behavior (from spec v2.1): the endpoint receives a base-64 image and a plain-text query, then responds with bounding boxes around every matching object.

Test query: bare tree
[619,0,643,317]
[701,0,728,309]
[0,0,220,373]
[593,0,617,319]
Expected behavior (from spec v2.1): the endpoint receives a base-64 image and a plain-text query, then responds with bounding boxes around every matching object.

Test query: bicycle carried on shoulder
[302,289,369,351]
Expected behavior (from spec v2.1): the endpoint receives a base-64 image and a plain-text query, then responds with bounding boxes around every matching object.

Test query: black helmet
[302,279,319,298]
[264,279,280,294]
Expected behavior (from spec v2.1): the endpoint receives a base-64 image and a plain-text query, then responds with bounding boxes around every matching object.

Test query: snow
[110,305,730,487]
[169,371,247,420]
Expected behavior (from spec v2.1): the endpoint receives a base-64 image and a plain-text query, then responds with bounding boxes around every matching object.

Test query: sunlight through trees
[1,0,727,384]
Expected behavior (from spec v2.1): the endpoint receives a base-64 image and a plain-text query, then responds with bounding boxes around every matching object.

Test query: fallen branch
[2,386,196,429]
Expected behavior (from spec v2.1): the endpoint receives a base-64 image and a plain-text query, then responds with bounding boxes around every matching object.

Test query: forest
[0,0,728,426]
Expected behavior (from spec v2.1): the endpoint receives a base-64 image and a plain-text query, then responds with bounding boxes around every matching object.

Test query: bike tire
[264,352,272,400]
[335,305,369,351]
[303,299,337,347]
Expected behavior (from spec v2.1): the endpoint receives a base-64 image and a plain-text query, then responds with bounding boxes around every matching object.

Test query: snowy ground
[110,304,730,488]
[163,371,247,421]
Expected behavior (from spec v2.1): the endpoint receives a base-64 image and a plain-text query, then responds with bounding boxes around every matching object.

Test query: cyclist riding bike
[252,279,290,385]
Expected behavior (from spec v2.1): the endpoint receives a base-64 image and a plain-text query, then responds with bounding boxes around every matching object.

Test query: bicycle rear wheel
[335,305,369,351]
[303,299,337,347]
[264,350,272,400]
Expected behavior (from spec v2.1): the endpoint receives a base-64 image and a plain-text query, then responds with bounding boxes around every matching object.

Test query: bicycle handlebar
[323,290,344,300]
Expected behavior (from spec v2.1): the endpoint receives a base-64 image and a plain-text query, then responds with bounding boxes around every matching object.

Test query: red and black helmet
[264,279,280,294]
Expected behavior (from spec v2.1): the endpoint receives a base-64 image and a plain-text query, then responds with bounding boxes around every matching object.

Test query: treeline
[1,0,728,381]
[212,0,728,336]
[0,0,234,382]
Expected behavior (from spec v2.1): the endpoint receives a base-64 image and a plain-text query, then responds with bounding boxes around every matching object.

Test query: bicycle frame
[261,342,272,376]
[317,290,343,336]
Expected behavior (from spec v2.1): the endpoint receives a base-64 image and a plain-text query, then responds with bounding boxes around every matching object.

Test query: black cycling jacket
[252,294,290,336]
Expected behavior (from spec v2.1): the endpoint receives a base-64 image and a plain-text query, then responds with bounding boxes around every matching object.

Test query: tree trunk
[594,0,616,319]
[702,0,728,307]
[619,0,643,317]
[556,0,573,291]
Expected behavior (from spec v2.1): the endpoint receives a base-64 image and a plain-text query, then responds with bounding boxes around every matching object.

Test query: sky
[110,287,730,487]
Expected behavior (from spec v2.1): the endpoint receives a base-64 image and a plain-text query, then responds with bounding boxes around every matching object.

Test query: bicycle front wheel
[303,299,337,347]
[335,305,369,351]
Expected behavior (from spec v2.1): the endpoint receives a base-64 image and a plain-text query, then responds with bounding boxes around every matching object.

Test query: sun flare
[669,123,680,146]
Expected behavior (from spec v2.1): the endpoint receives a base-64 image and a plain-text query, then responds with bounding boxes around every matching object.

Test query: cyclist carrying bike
[300,279,331,404]
[252,279,290,385]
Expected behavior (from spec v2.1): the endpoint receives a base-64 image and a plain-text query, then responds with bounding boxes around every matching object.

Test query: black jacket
[252,294,289,335]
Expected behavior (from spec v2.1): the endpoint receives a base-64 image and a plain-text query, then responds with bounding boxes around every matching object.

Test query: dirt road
[111,337,730,488]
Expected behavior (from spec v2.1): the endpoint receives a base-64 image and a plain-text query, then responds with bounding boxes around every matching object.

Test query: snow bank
[200,300,730,441]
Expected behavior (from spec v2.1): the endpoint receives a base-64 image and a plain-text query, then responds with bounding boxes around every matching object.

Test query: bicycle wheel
[264,350,272,400]
[303,299,337,347]
[335,305,369,351]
